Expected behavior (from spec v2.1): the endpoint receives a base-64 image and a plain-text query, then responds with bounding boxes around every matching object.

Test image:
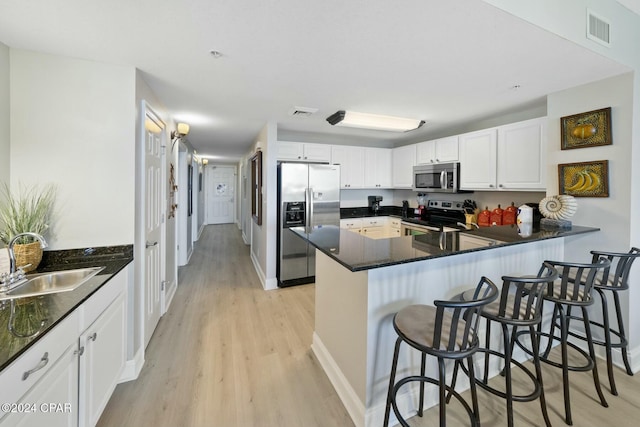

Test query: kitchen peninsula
[291,224,598,427]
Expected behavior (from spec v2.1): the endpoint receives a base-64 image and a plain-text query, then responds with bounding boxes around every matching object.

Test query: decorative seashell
[539,195,577,220]
[557,195,577,218]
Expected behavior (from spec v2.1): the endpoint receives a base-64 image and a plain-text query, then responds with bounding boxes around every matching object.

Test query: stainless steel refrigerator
[277,162,340,287]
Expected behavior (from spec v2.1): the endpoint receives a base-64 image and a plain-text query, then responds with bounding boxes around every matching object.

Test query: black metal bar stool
[517,257,611,426]
[450,262,558,427]
[566,248,640,395]
[383,277,498,427]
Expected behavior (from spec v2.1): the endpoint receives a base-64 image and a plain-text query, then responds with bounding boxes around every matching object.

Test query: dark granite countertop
[340,206,403,218]
[0,245,133,371]
[291,224,599,272]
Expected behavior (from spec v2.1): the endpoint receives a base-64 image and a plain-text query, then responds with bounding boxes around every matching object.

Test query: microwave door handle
[440,170,446,189]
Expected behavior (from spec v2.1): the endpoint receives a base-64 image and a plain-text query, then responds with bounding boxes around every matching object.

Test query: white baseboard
[119,346,145,383]
[249,251,278,290]
[163,279,177,313]
[311,332,366,427]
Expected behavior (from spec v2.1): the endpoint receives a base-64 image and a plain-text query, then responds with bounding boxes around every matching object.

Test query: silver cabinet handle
[23,352,49,381]
[146,241,158,248]
[89,332,98,341]
[74,346,85,356]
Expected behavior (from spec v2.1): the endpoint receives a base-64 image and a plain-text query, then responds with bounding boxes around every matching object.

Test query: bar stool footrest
[515,330,594,372]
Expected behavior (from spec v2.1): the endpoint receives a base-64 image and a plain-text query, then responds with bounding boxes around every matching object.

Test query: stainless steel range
[400,200,467,235]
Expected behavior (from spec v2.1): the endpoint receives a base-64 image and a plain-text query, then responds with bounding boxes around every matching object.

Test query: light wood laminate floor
[98,224,640,427]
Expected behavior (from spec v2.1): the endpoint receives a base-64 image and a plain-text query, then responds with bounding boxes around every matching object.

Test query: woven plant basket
[12,241,43,273]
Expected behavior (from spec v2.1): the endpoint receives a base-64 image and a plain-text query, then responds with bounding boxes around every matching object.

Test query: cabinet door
[332,145,364,188]
[459,128,497,190]
[277,141,304,160]
[0,344,79,427]
[364,148,392,188]
[79,293,126,427]
[434,136,459,162]
[497,118,546,190]
[392,144,416,188]
[416,140,436,164]
[302,143,331,162]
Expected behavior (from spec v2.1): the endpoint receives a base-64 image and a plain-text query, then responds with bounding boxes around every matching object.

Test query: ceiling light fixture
[326,110,425,132]
[171,122,190,140]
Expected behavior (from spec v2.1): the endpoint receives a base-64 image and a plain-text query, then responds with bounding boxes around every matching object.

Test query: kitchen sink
[0,266,105,300]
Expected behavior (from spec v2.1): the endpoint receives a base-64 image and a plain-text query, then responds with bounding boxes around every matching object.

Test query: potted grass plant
[0,183,56,272]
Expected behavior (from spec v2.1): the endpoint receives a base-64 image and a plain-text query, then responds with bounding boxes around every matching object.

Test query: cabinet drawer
[0,309,79,406]
[340,219,363,229]
[389,218,402,229]
[362,217,387,227]
[80,268,127,331]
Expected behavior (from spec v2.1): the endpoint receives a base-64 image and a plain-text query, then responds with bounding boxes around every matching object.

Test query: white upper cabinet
[332,145,365,188]
[459,117,547,191]
[459,128,498,190]
[364,148,392,188]
[277,141,331,162]
[497,118,546,190]
[392,144,417,188]
[416,136,459,164]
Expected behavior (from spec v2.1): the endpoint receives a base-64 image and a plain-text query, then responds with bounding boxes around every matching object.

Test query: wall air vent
[289,106,319,117]
[587,9,611,47]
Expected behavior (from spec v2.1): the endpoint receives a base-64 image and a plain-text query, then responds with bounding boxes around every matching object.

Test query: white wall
[548,74,633,254]
[9,49,136,249]
[0,42,9,195]
[248,122,278,289]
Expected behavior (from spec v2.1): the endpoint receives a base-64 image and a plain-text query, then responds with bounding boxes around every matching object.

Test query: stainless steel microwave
[412,162,462,193]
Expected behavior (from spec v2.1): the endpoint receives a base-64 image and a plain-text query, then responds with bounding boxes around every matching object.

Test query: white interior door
[143,108,164,348]
[207,165,236,224]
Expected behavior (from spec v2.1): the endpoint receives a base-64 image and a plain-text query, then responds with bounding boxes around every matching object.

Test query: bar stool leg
[612,290,634,376]
[582,306,609,408]
[501,323,514,427]
[419,352,426,416]
[466,355,481,427]
[438,358,447,427]
[596,288,618,395]
[558,304,573,425]
[384,337,402,427]
[530,324,552,427]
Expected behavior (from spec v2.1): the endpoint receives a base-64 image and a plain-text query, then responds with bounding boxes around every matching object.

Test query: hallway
[97,224,354,427]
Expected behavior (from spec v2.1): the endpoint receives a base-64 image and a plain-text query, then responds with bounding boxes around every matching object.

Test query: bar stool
[518,257,611,426]
[383,277,498,427]
[566,248,640,395]
[450,262,558,427]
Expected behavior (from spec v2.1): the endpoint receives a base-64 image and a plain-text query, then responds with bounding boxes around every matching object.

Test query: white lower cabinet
[79,293,126,427]
[0,266,128,427]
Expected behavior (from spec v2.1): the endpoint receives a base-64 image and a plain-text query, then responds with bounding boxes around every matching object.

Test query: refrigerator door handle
[307,187,314,232]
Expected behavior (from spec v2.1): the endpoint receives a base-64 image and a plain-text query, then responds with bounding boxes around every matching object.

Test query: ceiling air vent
[587,9,611,47]
[289,106,318,117]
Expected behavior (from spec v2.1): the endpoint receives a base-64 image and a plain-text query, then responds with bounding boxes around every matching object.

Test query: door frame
[205,164,237,225]
[138,101,167,348]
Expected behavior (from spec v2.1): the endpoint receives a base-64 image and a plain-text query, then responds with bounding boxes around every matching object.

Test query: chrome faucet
[8,232,48,274]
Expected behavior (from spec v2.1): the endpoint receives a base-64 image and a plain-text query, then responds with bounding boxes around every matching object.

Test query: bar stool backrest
[590,247,640,291]
[545,257,611,304]
[497,262,558,324]
[431,277,498,356]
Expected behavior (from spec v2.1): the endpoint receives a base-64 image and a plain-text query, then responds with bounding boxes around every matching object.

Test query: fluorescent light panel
[327,110,424,132]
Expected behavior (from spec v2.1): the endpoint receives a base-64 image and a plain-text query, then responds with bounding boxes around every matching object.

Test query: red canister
[491,205,504,225]
[503,202,517,225]
[478,207,491,227]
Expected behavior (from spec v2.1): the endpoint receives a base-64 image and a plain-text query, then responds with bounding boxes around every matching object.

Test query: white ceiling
[0,0,635,162]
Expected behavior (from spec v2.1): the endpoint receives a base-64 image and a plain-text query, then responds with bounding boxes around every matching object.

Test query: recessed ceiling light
[209,50,222,58]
